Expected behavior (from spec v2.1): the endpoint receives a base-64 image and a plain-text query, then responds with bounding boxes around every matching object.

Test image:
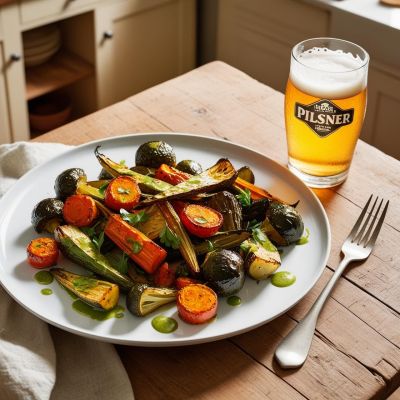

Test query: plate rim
[0,132,331,346]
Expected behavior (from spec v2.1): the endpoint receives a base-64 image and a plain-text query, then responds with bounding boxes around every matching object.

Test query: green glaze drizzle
[297,228,310,245]
[151,315,178,333]
[41,288,53,295]
[271,271,296,287]
[34,271,53,285]
[72,301,125,320]
[227,296,241,306]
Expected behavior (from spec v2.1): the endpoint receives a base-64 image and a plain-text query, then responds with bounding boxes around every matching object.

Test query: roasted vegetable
[76,177,106,201]
[31,198,64,233]
[51,268,119,310]
[153,262,176,288]
[237,166,255,184]
[98,168,113,180]
[105,214,167,274]
[176,160,203,175]
[180,204,223,238]
[242,199,269,224]
[207,191,242,231]
[155,164,191,185]
[27,237,59,268]
[55,168,86,200]
[194,230,250,255]
[123,205,165,240]
[177,284,217,324]
[140,159,238,206]
[130,165,155,177]
[135,140,176,168]
[175,276,201,290]
[126,283,177,316]
[265,201,304,244]
[234,177,285,203]
[104,176,141,211]
[95,147,173,194]
[157,201,199,274]
[63,194,99,227]
[241,239,281,280]
[54,225,133,290]
[201,249,245,296]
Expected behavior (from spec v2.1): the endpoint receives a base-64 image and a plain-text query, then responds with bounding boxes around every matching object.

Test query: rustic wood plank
[117,341,306,400]
[34,61,400,399]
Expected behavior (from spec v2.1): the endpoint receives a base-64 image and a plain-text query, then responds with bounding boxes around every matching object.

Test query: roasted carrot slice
[155,164,191,185]
[105,176,141,211]
[105,214,167,274]
[63,194,99,227]
[177,284,218,324]
[180,204,223,238]
[27,237,59,269]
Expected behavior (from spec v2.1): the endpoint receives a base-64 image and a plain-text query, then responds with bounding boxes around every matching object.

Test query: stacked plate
[23,24,61,67]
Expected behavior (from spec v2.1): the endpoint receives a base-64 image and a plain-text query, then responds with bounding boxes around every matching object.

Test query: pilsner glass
[285,38,369,188]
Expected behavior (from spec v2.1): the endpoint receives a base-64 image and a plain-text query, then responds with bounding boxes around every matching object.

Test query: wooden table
[35,61,400,400]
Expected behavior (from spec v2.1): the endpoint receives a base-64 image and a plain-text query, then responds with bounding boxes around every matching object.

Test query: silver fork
[275,194,389,369]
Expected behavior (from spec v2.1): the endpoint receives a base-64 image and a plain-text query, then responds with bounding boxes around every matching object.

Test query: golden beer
[285,38,369,188]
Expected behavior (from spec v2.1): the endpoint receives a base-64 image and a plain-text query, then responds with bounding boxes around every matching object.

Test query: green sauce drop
[297,228,310,245]
[227,296,241,306]
[72,301,125,321]
[41,288,53,295]
[34,271,53,285]
[271,271,296,287]
[151,315,178,333]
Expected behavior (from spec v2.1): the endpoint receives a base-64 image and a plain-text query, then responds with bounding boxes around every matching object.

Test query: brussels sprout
[135,141,176,168]
[176,160,203,175]
[31,198,64,233]
[55,168,86,200]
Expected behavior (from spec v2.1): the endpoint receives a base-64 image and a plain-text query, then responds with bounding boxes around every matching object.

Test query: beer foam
[290,47,367,99]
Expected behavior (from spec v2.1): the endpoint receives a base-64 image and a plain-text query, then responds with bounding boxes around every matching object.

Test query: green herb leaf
[127,238,143,254]
[119,160,126,165]
[116,252,129,274]
[236,188,252,207]
[81,220,102,239]
[98,182,109,196]
[247,219,261,231]
[194,216,208,224]
[252,227,268,244]
[159,224,181,249]
[206,240,214,252]
[92,231,105,251]
[120,209,149,226]
[117,187,130,194]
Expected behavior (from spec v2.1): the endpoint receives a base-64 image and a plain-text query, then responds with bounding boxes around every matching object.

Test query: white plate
[0,133,330,347]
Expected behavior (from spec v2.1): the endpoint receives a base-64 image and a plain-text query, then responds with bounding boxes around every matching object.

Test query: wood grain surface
[34,61,400,400]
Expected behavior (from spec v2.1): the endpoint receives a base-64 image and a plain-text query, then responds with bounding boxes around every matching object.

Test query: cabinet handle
[10,53,21,62]
[103,31,113,40]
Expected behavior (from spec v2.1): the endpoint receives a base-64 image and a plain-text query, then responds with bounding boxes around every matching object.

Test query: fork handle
[274,255,352,369]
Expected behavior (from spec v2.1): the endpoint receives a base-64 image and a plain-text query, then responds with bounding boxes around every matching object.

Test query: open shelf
[25,50,94,101]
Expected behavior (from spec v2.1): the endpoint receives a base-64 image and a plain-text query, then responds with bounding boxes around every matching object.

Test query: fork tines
[348,194,389,248]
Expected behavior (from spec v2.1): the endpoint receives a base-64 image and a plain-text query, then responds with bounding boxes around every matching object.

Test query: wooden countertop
[34,61,400,400]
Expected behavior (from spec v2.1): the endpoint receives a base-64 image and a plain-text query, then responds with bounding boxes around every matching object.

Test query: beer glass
[285,38,369,188]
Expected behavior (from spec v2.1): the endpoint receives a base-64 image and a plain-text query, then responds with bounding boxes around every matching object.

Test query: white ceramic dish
[0,133,330,347]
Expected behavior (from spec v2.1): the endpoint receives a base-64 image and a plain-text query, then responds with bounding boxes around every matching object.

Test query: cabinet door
[95,0,196,108]
[362,66,400,160]
[0,42,12,144]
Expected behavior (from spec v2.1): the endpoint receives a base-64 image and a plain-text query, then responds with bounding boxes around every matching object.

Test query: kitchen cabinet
[0,0,196,143]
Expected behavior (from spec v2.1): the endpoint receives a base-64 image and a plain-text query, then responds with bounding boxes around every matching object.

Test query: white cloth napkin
[0,142,135,400]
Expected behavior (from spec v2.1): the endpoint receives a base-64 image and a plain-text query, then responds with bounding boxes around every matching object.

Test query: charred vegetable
[176,160,203,175]
[31,198,64,233]
[242,199,269,224]
[265,201,304,244]
[207,191,242,231]
[155,164,191,185]
[98,168,113,180]
[234,177,285,203]
[51,268,119,311]
[126,283,177,316]
[158,201,199,274]
[135,140,176,168]
[177,284,217,324]
[194,230,250,255]
[54,225,133,290]
[95,147,173,194]
[55,168,86,200]
[140,158,238,206]
[237,166,255,184]
[201,249,245,297]
[130,165,155,177]
[241,239,281,280]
